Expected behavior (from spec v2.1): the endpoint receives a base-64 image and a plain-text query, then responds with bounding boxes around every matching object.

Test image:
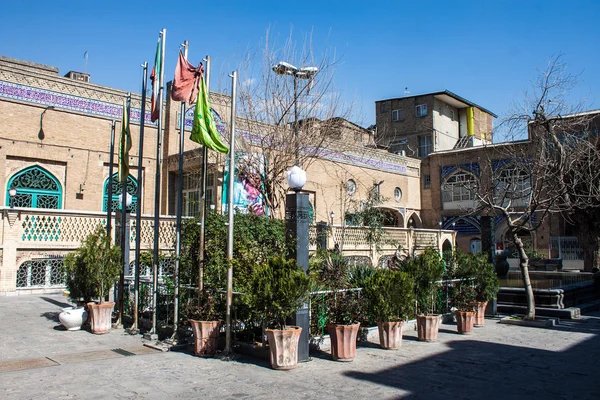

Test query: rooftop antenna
[83,51,88,73]
[404,87,410,95]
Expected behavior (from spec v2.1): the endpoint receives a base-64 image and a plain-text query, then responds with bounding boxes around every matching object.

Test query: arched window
[442,171,477,203]
[6,166,62,209]
[495,166,530,206]
[103,173,139,213]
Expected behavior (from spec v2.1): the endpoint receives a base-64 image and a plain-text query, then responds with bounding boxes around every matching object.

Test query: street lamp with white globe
[286,165,307,192]
[284,164,310,362]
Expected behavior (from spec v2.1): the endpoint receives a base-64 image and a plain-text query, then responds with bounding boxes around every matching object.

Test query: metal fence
[498,271,593,289]
[551,236,584,260]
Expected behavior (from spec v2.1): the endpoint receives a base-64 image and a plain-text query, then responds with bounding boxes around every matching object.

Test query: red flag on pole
[172,50,203,105]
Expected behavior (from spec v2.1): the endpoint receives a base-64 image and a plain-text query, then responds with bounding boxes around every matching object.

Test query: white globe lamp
[286,166,306,192]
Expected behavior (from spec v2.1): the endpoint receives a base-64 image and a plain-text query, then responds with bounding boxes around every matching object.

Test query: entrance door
[470,239,482,254]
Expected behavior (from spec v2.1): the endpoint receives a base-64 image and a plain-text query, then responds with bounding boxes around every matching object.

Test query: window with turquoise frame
[6,166,62,209]
[103,173,139,213]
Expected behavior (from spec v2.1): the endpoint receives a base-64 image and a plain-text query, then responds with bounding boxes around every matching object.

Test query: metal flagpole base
[143,333,159,341]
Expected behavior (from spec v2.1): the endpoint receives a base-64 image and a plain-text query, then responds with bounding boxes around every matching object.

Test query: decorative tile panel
[0,80,155,125]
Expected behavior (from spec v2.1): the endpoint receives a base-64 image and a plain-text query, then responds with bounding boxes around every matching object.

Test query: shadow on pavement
[40,311,60,322]
[40,296,72,308]
[343,320,600,399]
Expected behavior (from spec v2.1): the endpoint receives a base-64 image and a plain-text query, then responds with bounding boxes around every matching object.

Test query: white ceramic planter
[58,307,87,331]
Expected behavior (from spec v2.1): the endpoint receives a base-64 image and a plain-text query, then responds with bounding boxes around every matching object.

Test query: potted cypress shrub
[246,257,310,370]
[185,290,224,357]
[397,248,445,342]
[452,285,478,334]
[326,289,364,361]
[453,252,499,327]
[63,225,121,334]
[363,268,414,349]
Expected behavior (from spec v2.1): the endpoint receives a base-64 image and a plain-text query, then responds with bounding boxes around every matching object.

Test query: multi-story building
[1,55,447,294]
[375,90,496,158]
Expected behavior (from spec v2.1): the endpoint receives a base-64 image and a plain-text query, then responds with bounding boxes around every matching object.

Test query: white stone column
[1,209,21,294]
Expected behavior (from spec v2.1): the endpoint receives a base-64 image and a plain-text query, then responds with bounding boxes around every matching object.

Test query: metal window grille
[16,258,66,288]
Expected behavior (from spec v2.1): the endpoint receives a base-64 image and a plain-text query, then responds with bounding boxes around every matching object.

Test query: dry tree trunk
[512,232,535,320]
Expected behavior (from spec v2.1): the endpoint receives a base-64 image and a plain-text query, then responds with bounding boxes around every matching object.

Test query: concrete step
[497,304,581,319]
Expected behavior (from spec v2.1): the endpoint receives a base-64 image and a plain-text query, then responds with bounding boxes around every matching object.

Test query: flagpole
[224,70,237,355]
[172,40,189,342]
[151,28,166,336]
[198,55,210,297]
[118,93,131,327]
[107,120,116,239]
[133,62,148,332]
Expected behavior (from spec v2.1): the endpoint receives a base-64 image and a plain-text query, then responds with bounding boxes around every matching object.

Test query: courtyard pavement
[1,294,599,399]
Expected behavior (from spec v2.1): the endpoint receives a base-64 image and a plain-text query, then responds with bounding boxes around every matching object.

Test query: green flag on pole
[190,77,229,154]
[118,97,132,181]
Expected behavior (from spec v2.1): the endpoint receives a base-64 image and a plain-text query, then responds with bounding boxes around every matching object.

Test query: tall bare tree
[234,29,354,218]
[456,55,598,319]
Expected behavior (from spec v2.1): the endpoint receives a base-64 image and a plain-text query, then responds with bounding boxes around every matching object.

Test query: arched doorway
[407,212,422,228]
[380,208,402,227]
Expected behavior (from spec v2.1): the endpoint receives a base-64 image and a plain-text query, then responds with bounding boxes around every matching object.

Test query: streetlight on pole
[272,61,318,166]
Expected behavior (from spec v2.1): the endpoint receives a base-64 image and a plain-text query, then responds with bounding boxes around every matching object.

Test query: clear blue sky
[2,0,599,128]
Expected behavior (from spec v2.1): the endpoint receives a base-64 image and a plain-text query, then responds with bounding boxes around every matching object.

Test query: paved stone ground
[1,295,599,399]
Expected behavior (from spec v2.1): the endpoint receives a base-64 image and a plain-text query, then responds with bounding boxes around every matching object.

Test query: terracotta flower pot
[265,326,302,370]
[190,320,221,357]
[377,321,404,349]
[87,302,114,334]
[475,301,488,327]
[327,323,360,362]
[416,314,441,342]
[455,310,475,334]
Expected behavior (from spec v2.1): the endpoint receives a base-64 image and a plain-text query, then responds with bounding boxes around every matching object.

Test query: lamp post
[329,211,335,226]
[285,165,310,362]
[272,62,318,166]
[8,186,17,208]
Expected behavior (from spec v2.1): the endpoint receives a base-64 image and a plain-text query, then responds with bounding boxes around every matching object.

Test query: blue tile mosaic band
[441,163,480,179]
[178,105,228,134]
[441,165,457,178]
[492,158,512,171]
[442,215,481,234]
[0,80,155,125]
[238,129,408,175]
[178,103,407,174]
[460,163,480,176]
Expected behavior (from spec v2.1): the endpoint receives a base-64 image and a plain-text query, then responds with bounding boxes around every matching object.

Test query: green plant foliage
[328,289,366,325]
[183,289,225,322]
[179,211,288,304]
[308,250,349,289]
[395,247,445,315]
[63,225,121,303]
[347,264,376,289]
[363,269,414,322]
[345,189,396,252]
[308,250,368,325]
[451,285,478,311]
[246,257,310,329]
[452,251,499,302]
